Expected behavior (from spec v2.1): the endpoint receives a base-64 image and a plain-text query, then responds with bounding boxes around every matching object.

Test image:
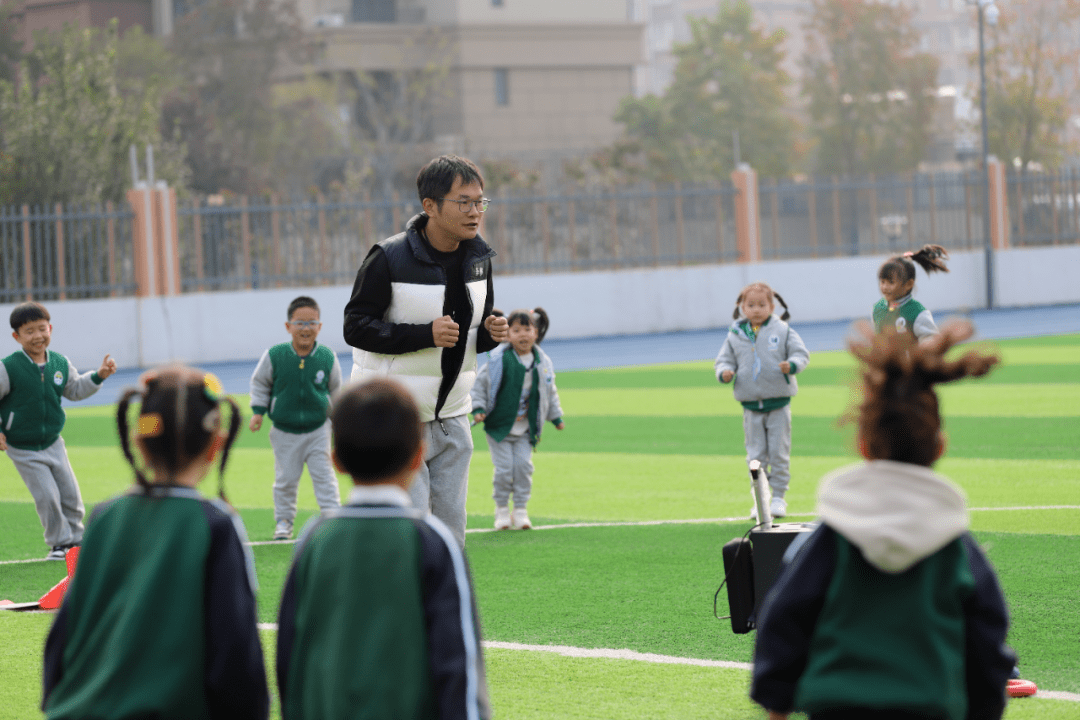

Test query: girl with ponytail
[751,321,1014,720]
[43,366,269,720]
[874,244,950,340]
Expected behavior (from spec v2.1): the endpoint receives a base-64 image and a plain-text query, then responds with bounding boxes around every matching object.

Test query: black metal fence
[0,203,136,303]
[4,168,1079,301]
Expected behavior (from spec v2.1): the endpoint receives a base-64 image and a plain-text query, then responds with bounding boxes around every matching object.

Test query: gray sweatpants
[488,433,533,508]
[409,414,472,548]
[742,406,792,497]
[270,420,340,526]
[6,437,85,548]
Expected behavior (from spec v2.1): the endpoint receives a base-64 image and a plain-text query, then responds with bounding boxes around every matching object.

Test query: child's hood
[816,460,969,574]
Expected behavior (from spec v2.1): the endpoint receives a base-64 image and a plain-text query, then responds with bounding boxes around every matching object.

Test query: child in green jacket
[277,377,491,720]
[43,366,268,719]
[0,302,116,559]
[751,320,1014,720]
[250,296,342,540]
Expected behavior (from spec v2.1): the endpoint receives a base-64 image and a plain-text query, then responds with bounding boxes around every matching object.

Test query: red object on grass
[1007,678,1038,698]
[38,546,80,610]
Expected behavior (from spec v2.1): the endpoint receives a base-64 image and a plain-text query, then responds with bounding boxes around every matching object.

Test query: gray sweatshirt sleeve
[471,362,490,413]
[0,363,9,401]
[62,361,102,402]
[913,309,939,341]
[546,365,564,423]
[328,352,342,395]
[785,327,810,373]
[249,350,274,415]
[714,334,737,382]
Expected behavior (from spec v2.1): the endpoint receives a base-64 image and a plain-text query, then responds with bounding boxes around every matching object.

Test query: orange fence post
[987,157,1010,249]
[155,187,180,295]
[127,188,154,297]
[731,164,761,263]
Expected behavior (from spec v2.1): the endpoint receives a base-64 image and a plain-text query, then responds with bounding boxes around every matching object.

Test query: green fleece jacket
[0,350,102,450]
[249,342,341,434]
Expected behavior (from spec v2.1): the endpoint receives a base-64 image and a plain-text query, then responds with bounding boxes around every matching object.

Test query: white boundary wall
[4,245,1078,370]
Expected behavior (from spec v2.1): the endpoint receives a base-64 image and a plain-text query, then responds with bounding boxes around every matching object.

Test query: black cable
[713,520,770,620]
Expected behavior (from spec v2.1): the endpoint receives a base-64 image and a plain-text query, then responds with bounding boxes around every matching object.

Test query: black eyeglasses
[442,197,490,213]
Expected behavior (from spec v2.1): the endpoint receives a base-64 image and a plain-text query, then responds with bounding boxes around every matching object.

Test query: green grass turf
[0,335,1077,718]
[3,524,1076,720]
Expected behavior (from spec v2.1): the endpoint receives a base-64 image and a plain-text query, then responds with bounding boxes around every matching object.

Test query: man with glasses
[344,155,510,547]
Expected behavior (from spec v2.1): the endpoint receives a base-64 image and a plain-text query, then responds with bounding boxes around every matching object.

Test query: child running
[250,296,342,540]
[750,320,1015,720]
[873,244,949,340]
[42,366,269,720]
[277,377,492,720]
[715,283,809,519]
[471,308,564,530]
[0,302,116,560]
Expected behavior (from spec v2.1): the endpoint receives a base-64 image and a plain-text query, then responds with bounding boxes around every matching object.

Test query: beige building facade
[288,0,645,160]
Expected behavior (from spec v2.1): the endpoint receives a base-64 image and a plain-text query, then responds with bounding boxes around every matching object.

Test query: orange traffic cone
[38,546,80,610]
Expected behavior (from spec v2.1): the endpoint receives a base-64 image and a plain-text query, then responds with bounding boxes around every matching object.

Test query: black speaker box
[749,522,817,618]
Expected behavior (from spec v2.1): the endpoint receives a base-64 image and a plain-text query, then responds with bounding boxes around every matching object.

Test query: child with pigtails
[472,307,564,531]
[715,283,809,519]
[750,320,1015,720]
[42,367,269,720]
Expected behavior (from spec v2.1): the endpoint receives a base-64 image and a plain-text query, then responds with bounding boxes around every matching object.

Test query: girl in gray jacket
[472,308,564,530]
[714,283,809,519]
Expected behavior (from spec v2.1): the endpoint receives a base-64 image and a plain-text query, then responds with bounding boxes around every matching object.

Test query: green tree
[613,0,795,183]
[166,0,316,195]
[332,28,457,199]
[802,0,939,176]
[981,0,1080,171]
[0,21,185,206]
[0,6,22,84]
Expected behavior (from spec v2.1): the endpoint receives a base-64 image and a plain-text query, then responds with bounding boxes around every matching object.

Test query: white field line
[253,624,1080,702]
[5,506,1080,562]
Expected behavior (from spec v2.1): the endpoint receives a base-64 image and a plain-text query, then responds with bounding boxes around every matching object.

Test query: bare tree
[981,0,1080,171]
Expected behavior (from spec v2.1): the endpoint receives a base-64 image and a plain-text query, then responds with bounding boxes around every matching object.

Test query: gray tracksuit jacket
[471,344,563,443]
[714,315,810,408]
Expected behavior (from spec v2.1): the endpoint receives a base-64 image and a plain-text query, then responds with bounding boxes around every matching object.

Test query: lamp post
[973,0,999,308]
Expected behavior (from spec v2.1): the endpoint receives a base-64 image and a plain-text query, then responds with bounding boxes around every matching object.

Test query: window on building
[352,0,395,22]
[494,68,509,106]
[938,26,951,49]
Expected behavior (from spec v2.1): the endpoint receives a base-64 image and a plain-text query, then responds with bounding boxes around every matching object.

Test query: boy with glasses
[344,155,509,547]
[250,296,342,540]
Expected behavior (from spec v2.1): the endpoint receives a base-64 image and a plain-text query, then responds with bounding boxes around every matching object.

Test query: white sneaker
[494,506,511,530]
[273,521,293,541]
[770,496,787,519]
[511,507,532,530]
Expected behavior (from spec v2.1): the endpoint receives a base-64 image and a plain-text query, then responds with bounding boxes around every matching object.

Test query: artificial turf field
[1,333,1079,719]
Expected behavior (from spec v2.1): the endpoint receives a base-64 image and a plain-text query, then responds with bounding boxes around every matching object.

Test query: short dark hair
[287,296,319,320]
[416,155,484,208]
[10,302,50,331]
[331,378,422,483]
